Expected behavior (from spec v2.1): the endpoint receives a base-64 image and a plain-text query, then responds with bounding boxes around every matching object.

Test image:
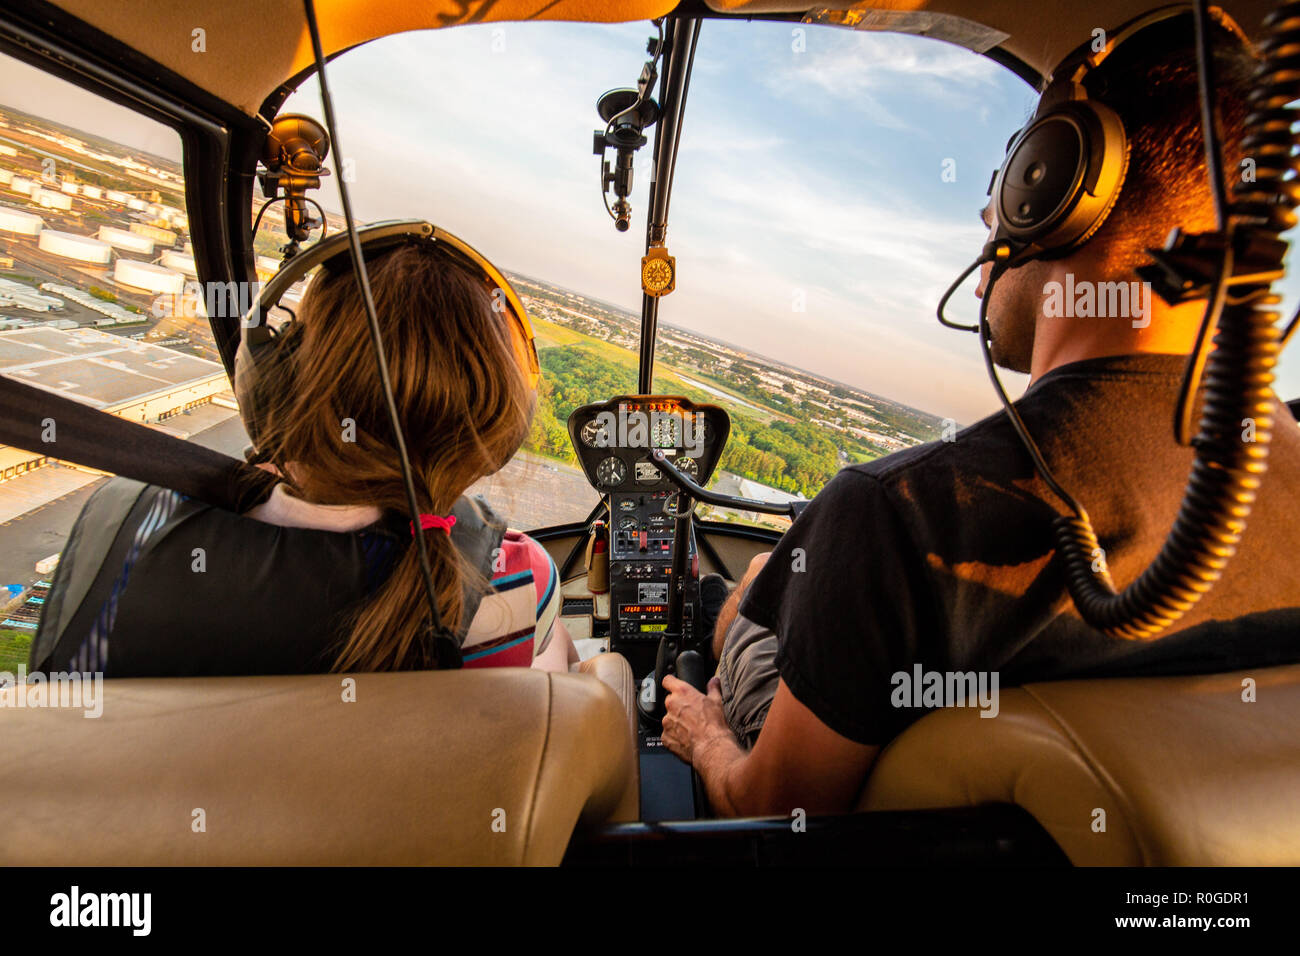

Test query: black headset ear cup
[991,99,1128,258]
[234,321,300,450]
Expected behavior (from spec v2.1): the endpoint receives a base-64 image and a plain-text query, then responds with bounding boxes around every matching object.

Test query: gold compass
[641,247,676,297]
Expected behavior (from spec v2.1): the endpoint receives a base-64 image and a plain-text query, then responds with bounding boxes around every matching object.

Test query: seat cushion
[859,664,1300,865]
[0,668,637,865]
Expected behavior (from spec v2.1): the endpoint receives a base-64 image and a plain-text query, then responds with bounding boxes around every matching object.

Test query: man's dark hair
[1064,12,1259,274]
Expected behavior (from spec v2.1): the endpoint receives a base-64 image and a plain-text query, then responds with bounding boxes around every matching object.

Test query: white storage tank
[126,197,147,212]
[160,249,198,277]
[0,207,43,236]
[114,258,184,294]
[59,181,79,195]
[38,191,73,211]
[38,230,112,264]
[0,168,14,185]
[104,189,130,204]
[98,226,154,255]
[81,185,103,200]
[10,176,34,195]
[0,144,18,158]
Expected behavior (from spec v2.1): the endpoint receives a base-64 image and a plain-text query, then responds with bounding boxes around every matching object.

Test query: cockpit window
[271,22,1039,532]
[0,51,198,662]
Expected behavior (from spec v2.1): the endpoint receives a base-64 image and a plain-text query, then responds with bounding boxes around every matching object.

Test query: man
[660,12,1300,816]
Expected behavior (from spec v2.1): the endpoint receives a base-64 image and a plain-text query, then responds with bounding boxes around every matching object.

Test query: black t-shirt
[739,353,1300,745]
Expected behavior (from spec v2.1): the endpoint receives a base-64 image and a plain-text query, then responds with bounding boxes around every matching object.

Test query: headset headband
[1045,3,1248,104]
[241,218,539,386]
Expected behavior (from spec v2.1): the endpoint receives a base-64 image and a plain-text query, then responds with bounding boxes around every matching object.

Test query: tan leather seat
[573,652,637,742]
[0,664,637,865]
[860,663,1300,865]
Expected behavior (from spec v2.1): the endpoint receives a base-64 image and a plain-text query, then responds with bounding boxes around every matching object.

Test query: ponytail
[252,241,534,672]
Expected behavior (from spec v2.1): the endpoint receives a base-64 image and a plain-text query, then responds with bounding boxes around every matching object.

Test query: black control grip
[674,649,710,693]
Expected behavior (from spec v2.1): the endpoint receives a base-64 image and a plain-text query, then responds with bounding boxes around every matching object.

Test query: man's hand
[661,674,734,766]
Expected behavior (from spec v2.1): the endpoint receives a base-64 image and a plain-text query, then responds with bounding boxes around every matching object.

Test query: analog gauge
[673,455,699,479]
[596,456,627,487]
[651,416,679,449]
[617,515,638,531]
[581,418,611,447]
[684,415,710,446]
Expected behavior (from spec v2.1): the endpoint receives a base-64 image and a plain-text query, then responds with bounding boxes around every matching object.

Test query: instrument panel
[567,395,730,494]
[568,395,728,678]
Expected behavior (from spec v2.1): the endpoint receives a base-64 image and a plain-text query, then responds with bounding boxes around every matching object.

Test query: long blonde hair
[255,240,534,670]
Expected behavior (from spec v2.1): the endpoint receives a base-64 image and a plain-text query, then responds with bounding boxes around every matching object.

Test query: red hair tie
[411,513,456,536]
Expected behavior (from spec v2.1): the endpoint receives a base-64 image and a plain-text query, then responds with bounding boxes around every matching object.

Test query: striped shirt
[460,529,560,667]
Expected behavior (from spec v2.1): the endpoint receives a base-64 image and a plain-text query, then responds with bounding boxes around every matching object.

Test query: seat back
[859,664,1300,865]
[0,668,637,865]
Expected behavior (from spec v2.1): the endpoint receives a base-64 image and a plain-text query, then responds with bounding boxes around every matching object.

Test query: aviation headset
[985,3,1248,266]
[234,219,540,450]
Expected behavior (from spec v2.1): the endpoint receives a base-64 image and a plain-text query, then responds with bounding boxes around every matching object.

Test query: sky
[5,21,1300,423]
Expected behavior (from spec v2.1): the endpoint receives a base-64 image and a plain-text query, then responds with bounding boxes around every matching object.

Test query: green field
[529,315,786,422]
[0,629,32,672]
[522,315,878,498]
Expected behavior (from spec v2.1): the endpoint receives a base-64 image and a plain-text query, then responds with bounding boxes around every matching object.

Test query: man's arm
[662,674,878,816]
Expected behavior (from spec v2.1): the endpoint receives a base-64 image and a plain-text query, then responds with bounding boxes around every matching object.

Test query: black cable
[1281,300,1300,350]
[935,255,987,332]
[251,195,329,249]
[303,0,457,667]
[1174,234,1234,445]
[1193,0,1230,230]
[975,263,1084,514]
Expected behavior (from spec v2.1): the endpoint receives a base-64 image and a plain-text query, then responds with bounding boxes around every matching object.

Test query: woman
[35,237,577,676]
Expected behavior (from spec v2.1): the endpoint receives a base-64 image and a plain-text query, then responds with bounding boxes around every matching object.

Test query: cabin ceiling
[42,0,1284,117]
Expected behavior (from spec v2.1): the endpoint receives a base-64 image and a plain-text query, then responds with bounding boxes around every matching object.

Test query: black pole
[637,17,701,393]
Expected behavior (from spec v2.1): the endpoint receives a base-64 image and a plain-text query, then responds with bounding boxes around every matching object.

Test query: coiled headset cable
[943,0,1296,640]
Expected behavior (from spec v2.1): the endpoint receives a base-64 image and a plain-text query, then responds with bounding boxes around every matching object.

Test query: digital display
[641,624,667,632]
[620,605,667,615]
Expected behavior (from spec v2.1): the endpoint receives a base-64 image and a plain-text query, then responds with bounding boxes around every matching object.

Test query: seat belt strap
[0,375,276,514]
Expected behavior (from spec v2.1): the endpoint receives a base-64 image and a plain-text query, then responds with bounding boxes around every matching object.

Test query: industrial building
[0,325,229,481]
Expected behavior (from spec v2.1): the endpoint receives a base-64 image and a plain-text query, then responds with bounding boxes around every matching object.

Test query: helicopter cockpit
[1,0,1300,885]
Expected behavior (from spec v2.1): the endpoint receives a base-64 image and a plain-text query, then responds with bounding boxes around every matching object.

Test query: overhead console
[567,395,730,677]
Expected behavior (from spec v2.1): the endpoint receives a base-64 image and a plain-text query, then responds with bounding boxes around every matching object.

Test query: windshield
[279,21,1043,529]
